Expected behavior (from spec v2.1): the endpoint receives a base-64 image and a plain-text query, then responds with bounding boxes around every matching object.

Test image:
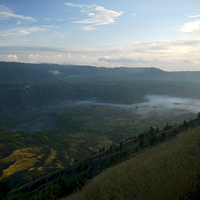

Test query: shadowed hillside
[61,119,200,200]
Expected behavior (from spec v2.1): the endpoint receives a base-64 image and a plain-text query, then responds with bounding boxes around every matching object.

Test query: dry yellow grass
[0,147,42,165]
[61,126,200,200]
[0,157,38,180]
[45,148,57,166]
[0,147,43,180]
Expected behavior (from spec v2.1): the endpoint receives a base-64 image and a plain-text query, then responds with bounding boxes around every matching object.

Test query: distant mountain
[0,61,165,83]
[1,62,200,109]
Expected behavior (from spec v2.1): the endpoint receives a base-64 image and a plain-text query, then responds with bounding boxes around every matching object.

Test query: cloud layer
[1,38,200,71]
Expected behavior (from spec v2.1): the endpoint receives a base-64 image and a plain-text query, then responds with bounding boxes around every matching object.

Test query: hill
[61,118,200,200]
[4,115,200,200]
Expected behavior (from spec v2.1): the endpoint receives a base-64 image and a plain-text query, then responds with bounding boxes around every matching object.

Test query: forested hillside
[1,61,200,109]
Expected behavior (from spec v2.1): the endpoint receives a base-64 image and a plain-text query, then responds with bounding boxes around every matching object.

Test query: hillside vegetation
[62,124,200,200]
[5,116,200,200]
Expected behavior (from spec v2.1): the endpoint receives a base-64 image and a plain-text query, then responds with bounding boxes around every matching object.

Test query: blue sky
[0,0,200,71]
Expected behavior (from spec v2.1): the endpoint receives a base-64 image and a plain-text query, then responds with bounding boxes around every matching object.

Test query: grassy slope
[62,125,200,200]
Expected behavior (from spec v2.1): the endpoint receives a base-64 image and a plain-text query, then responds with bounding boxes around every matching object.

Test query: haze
[75,95,200,120]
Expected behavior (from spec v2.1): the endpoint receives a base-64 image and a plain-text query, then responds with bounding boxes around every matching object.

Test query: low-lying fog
[130,95,200,119]
[11,95,200,133]
[75,95,200,120]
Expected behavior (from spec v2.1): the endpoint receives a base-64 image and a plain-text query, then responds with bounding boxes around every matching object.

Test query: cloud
[80,25,96,31]
[182,59,199,64]
[180,20,200,33]
[1,38,200,71]
[8,54,17,60]
[130,13,136,17]
[187,14,200,18]
[0,27,46,36]
[0,6,36,22]
[28,54,41,59]
[59,34,66,37]
[65,3,123,31]
[98,56,162,64]
[65,3,84,7]
[49,70,61,75]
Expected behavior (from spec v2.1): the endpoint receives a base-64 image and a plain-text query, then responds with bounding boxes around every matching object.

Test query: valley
[1,62,200,199]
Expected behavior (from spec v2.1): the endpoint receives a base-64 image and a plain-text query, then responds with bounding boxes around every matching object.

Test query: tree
[164,123,171,131]
[109,145,113,154]
[149,135,157,146]
[119,142,123,151]
[106,149,109,155]
[139,140,144,149]
[149,126,155,134]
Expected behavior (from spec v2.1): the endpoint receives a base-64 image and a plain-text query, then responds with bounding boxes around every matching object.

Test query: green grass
[61,125,200,200]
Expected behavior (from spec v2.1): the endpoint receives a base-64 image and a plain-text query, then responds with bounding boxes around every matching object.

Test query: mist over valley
[1,62,200,134]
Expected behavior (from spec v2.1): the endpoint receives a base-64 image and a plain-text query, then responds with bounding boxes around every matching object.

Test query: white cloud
[81,25,96,31]
[65,3,87,9]
[68,54,72,58]
[81,55,87,58]
[65,3,123,31]
[28,54,41,59]
[8,54,17,60]
[49,70,61,75]
[0,6,36,22]
[180,20,200,33]
[98,56,162,64]
[44,55,50,59]
[187,14,200,18]
[130,13,136,17]
[0,27,46,36]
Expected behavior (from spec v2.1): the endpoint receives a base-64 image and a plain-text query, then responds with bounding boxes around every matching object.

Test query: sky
[0,0,200,71]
